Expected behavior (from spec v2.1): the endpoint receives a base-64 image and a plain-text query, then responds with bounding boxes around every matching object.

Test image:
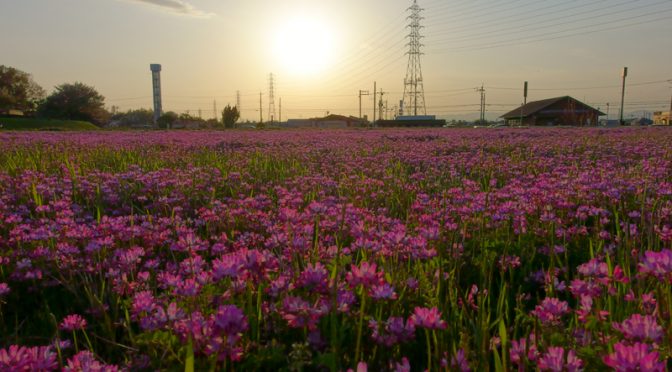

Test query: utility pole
[476,85,486,124]
[259,92,263,124]
[518,82,527,127]
[373,81,377,125]
[358,90,370,120]
[668,81,672,125]
[606,103,610,123]
[213,100,217,121]
[198,109,202,119]
[620,67,628,125]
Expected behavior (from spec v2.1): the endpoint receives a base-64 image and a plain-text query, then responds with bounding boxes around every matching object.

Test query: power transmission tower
[358,90,370,120]
[378,88,386,121]
[236,90,241,117]
[476,85,486,123]
[259,92,263,124]
[269,73,276,124]
[402,0,427,116]
[373,81,377,124]
[279,97,282,123]
[213,100,217,121]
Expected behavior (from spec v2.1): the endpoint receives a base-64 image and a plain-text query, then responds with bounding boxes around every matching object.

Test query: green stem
[425,329,432,371]
[82,330,94,352]
[73,331,79,354]
[354,289,367,363]
[185,338,195,372]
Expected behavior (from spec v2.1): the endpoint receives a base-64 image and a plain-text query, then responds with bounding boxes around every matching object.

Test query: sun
[271,16,337,76]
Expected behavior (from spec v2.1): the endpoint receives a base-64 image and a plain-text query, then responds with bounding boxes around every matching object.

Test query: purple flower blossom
[498,255,521,271]
[603,342,665,372]
[370,283,397,301]
[346,262,383,289]
[131,290,156,314]
[64,351,119,372]
[281,296,328,330]
[451,349,471,371]
[213,305,248,336]
[638,249,672,282]
[0,345,58,371]
[206,305,249,362]
[531,298,569,325]
[391,357,410,372]
[510,335,539,365]
[409,307,446,330]
[0,283,9,297]
[369,316,415,346]
[60,314,87,331]
[537,347,583,372]
[612,314,664,343]
[297,262,329,292]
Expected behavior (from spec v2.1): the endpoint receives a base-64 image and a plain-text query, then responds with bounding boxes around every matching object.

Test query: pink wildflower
[409,307,446,330]
[346,262,383,289]
[612,314,664,343]
[537,347,583,372]
[531,297,569,325]
[638,249,672,282]
[60,314,87,332]
[603,342,665,372]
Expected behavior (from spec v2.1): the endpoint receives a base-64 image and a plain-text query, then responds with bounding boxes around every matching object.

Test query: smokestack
[150,64,163,125]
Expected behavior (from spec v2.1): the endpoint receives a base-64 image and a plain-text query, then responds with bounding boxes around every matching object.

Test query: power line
[427,10,672,54]
[428,0,664,46]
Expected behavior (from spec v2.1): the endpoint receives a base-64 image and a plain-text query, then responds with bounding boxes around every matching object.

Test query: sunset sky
[2,0,671,121]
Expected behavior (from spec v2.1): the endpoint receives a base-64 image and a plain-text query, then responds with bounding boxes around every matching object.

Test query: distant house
[283,114,367,129]
[172,120,204,130]
[653,111,670,126]
[500,96,604,126]
[377,115,446,127]
[630,117,653,126]
[0,109,25,117]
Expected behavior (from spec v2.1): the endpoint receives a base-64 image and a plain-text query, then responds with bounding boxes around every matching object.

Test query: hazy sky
[2,0,671,121]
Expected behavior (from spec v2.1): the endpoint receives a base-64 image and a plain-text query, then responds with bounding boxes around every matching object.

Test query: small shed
[500,96,604,126]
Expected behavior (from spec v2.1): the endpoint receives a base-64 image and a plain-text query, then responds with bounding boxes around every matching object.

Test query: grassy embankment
[0,117,99,131]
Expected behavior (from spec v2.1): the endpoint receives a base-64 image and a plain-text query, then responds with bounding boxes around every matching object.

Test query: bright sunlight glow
[271,16,338,77]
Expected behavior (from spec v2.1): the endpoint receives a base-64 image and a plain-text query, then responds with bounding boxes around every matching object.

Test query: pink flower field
[0,128,671,371]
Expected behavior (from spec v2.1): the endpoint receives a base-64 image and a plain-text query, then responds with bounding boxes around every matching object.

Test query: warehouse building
[501,96,604,126]
[653,111,670,126]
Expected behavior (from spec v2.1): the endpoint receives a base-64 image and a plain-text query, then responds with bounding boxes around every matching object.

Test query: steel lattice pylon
[402,0,426,116]
[269,73,276,123]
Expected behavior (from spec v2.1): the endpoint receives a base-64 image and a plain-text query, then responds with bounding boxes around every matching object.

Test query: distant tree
[0,65,45,111]
[179,112,205,123]
[157,111,178,129]
[222,105,240,129]
[111,108,154,127]
[39,82,109,125]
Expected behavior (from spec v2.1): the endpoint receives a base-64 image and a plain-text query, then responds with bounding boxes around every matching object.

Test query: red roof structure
[501,96,605,126]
